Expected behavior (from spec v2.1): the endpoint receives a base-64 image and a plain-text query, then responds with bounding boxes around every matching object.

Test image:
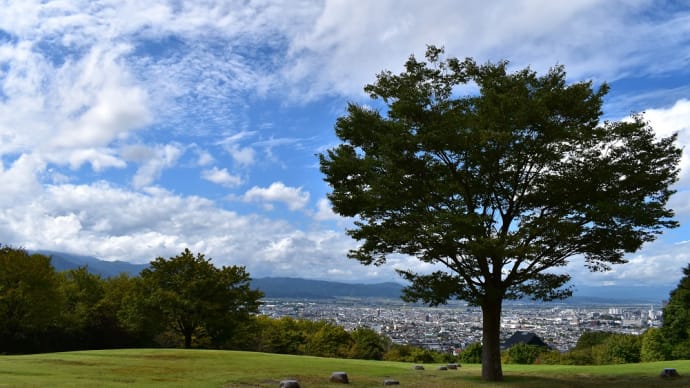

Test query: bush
[671,339,690,360]
[349,327,386,360]
[574,331,615,351]
[599,334,641,364]
[506,343,544,364]
[458,342,482,364]
[538,349,566,365]
[641,327,670,362]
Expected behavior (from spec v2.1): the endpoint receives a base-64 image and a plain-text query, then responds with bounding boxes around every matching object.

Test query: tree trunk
[481,295,504,381]
[183,326,193,348]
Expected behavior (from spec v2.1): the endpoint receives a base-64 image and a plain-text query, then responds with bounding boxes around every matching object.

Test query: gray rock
[413,365,424,370]
[437,366,448,370]
[383,379,400,385]
[330,371,349,384]
[660,368,680,378]
[279,380,300,388]
[446,363,460,370]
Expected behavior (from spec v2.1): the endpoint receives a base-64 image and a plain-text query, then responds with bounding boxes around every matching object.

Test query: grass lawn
[0,349,689,387]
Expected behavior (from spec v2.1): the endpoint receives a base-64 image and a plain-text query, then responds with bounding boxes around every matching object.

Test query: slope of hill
[2,348,689,387]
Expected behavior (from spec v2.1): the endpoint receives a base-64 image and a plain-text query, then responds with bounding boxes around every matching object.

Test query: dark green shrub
[458,342,482,364]
[506,343,544,364]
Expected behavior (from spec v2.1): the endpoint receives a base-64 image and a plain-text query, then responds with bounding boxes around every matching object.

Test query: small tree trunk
[183,326,193,348]
[481,295,504,381]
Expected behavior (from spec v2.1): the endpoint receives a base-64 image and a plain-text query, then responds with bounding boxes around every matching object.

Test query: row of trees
[461,264,690,365]
[0,245,447,362]
[0,246,262,353]
[239,316,454,363]
[553,264,690,364]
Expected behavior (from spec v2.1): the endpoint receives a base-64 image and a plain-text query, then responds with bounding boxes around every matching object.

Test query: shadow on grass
[498,373,690,388]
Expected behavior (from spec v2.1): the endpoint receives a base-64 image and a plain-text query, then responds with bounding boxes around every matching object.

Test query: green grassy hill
[0,349,688,387]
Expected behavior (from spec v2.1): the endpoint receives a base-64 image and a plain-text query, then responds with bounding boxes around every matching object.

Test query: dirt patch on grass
[35,359,96,366]
[140,354,189,360]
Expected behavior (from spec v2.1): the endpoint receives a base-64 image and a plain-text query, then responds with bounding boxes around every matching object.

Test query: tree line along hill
[2,245,690,368]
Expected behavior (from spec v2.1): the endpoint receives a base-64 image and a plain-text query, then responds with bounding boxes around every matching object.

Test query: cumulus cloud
[313,197,341,221]
[122,144,184,189]
[565,241,690,289]
[0,153,45,205]
[196,150,215,166]
[242,182,310,211]
[0,39,151,168]
[0,180,377,281]
[644,99,690,185]
[202,167,243,187]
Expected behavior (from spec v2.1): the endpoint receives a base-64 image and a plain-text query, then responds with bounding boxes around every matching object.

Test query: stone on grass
[413,365,424,370]
[437,366,448,370]
[446,363,460,370]
[660,368,680,378]
[383,379,400,385]
[330,371,349,384]
[279,380,300,388]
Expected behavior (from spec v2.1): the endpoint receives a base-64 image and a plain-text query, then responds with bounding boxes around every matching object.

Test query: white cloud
[565,241,690,288]
[202,167,242,187]
[196,150,215,166]
[226,144,256,167]
[313,197,341,221]
[0,38,151,181]
[217,132,257,167]
[0,180,380,281]
[282,0,689,99]
[123,144,184,189]
[48,44,152,150]
[0,153,45,205]
[242,182,310,211]
[54,148,126,172]
[644,99,690,185]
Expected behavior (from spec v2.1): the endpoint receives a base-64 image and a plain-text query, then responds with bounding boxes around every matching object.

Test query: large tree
[319,47,680,381]
[140,248,263,348]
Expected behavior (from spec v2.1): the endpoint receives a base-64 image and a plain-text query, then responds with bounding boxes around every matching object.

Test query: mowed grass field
[1,349,689,387]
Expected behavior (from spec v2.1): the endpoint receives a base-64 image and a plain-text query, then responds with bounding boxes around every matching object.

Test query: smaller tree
[255,316,308,354]
[599,333,641,364]
[0,246,62,353]
[140,249,263,348]
[506,343,544,364]
[459,342,483,364]
[662,264,690,358]
[58,267,106,348]
[305,322,352,358]
[349,327,386,360]
[641,327,670,362]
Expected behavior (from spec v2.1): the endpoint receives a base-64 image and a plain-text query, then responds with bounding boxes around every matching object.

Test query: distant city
[45,250,668,352]
[259,298,663,353]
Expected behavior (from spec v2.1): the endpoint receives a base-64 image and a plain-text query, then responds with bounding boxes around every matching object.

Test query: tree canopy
[319,46,681,381]
[139,248,263,348]
[0,246,61,352]
[661,264,690,358]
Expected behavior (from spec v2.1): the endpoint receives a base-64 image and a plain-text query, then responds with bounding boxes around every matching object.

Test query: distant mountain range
[32,250,672,303]
[251,277,404,299]
[34,250,149,277]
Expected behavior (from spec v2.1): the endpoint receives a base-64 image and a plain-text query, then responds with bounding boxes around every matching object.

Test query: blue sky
[1,1,689,293]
